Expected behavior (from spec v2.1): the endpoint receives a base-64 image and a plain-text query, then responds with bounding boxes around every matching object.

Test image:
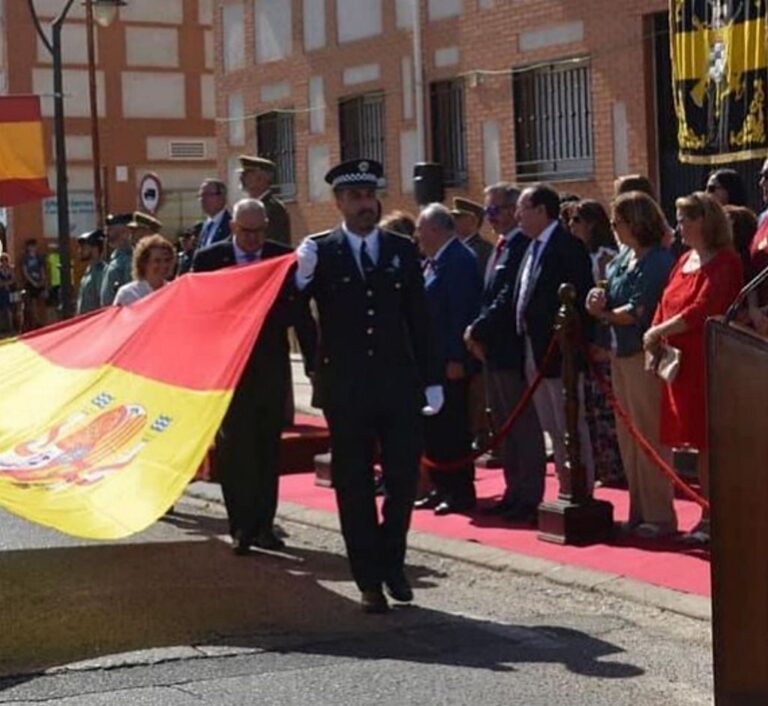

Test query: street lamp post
[25,0,125,318]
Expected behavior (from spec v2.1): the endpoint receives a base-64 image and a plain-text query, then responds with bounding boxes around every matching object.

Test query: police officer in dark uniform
[296,159,443,614]
[238,155,291,245]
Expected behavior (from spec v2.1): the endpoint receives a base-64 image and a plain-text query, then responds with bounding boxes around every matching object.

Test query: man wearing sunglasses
[193,198,317,556]
[464,183,547,523]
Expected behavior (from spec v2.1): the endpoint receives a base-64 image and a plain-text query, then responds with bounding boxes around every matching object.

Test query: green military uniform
[77,260,106,314]
[100,246,132,306]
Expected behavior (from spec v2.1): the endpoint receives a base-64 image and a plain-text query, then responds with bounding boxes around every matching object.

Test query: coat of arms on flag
[670,0,768,163]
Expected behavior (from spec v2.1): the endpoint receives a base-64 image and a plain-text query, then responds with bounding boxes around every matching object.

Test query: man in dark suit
[238,155,291,245]
[451,197,493,275]
[465,183,547,523]
[196,178,232,251]
[192,198,317,554]
[415,203,482,516]
[295,159,442,614]
[513,183,596,490]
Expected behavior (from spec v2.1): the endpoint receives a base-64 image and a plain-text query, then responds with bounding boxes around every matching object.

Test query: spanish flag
[0,95,54,206]
[0,255,295,539]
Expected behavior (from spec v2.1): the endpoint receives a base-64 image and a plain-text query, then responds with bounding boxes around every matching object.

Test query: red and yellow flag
[0,95,54,206]
[0,255,295,539]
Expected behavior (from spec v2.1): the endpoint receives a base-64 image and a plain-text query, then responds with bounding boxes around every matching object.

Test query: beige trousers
[611,352,676,528]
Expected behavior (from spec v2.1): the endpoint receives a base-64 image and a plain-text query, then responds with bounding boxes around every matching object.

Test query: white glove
[421,385,444,416]
[295,237,318,290]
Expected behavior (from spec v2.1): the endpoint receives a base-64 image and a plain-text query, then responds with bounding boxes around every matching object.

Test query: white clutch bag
[645,344,681,383]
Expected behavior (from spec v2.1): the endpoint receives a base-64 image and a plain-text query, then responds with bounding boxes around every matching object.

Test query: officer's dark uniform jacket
[305,226,439,410]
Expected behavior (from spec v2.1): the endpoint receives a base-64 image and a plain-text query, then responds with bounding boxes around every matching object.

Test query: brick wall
[215,0,670,241]
[4,0,216,258]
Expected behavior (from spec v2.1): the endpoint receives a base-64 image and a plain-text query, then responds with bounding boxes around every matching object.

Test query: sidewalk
[192,357,710,621]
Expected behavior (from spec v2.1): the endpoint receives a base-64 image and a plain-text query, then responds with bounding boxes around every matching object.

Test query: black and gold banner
[671,0,768,164]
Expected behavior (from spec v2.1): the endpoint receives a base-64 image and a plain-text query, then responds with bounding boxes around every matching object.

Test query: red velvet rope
[583,350,710,511]
[422,331,711,512]
[421,337,558,472]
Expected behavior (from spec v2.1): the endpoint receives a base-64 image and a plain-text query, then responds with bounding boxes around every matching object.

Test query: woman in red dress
[643,192,743,544]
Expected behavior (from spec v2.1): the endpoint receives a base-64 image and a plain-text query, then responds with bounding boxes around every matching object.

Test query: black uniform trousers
[424,378,475,504]
[324,380,423,593]
[216,358,286,543]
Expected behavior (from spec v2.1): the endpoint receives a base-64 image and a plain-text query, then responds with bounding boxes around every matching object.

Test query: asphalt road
[0,491,713,706]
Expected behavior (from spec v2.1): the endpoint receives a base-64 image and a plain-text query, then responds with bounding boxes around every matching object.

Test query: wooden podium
[708,320,768,706]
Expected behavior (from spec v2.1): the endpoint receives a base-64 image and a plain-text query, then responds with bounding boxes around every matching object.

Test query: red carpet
[279,464,711,597]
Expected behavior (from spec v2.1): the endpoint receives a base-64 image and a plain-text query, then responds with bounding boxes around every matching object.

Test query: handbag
[645,344,681,383]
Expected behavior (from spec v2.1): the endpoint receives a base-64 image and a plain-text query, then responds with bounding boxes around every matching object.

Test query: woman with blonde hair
[586,191,676,536]
[113,234,175,306]
[643,192,743,544]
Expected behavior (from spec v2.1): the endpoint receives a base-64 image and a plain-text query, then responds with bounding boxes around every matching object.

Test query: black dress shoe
[414,492,440,510]
[253,528,286,551]
[502,507,538,526]
[384,574,413,603]
[482,500,514,515]
[232,532,252,556]
[361,589,389,614]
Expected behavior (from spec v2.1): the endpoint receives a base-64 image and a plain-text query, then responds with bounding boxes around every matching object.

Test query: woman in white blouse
[114,234,175,306]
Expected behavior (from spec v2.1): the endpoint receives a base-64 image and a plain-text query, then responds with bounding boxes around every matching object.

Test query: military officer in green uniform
[100,213,134,306]
[238,155,291,245]
[450,197,495,457]
[451,197,493,275]
[75,229,106,315]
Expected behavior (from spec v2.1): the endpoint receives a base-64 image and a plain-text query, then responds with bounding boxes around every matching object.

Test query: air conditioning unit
[168,140,206,160]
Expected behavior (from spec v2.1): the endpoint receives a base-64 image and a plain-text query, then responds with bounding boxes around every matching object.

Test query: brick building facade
[1,0,217,257]
[212,0,712,243]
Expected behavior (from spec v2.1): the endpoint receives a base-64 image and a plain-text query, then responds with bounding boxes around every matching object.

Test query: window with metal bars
[512,57,594,182]
[338,93,386,173]
[255,111,296,198]
[430,79,467,187]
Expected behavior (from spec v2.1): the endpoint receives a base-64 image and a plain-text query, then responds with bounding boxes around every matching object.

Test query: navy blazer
[470,228,530,371]
[191,238,318,405]
[425,238,482,377]
[195,210,232,250]
[512,223,595,377]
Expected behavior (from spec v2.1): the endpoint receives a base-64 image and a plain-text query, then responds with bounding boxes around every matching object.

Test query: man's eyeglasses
[235,224,265,236]
[484,204,512,217]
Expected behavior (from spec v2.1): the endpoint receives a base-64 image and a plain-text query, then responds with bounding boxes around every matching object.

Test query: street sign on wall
[138,173,163,215]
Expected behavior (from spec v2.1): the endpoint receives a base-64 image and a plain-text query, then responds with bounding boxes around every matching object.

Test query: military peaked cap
[105,213,133,227]
[77,229,105,245]
[238,155,276,174]
[127,211,163,231]
[451,197,485,225]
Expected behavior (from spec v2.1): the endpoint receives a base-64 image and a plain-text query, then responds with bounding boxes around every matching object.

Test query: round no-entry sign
[139,173,163,214]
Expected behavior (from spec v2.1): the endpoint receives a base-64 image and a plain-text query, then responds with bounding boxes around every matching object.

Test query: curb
[185,482,711,623]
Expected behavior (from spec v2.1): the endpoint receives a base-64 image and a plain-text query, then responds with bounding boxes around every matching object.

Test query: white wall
[336,0,382,43]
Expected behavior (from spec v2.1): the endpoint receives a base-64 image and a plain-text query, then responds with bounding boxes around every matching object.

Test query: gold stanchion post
[537,283,614,545]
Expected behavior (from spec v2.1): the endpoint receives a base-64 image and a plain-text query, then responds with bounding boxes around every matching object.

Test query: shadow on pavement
[0,508,645,689]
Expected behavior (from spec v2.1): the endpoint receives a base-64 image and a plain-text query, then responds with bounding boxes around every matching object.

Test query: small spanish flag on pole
[0,255,295,539]
[0,95,54,206]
